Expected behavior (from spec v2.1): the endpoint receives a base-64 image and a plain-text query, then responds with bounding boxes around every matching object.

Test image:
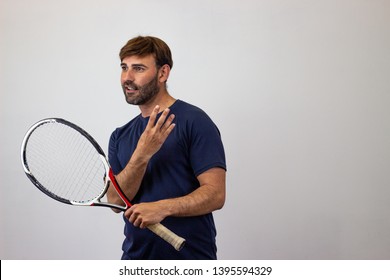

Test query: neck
[139,90,176,117]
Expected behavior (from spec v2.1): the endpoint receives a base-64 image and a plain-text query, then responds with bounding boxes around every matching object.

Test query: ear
[158,64,171,83]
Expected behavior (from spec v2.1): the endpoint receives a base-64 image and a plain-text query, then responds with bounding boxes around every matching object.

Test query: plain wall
[1,0,390,259]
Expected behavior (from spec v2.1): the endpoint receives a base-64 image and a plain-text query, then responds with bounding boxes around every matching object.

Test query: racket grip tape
[147,223,186,251]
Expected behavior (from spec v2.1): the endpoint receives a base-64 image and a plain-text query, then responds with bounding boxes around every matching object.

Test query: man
[107,36,226,259]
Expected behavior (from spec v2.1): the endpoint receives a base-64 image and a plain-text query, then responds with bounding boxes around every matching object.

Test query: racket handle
[147,223,186,251]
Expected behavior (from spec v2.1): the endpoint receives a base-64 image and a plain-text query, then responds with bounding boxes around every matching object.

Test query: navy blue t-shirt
[108,100,226,259]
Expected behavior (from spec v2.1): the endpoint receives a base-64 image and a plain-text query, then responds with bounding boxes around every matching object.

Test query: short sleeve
[188,112,226,177]
[108,129,122,175]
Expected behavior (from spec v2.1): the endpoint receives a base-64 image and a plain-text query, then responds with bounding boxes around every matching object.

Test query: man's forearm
[107,149,151,211]
[117,149,150,200]
[125,181,225,228]
[164,185,225,217]
[159,168,226,218]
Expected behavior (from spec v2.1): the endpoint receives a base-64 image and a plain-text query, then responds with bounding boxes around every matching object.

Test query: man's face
[120,55,160,105]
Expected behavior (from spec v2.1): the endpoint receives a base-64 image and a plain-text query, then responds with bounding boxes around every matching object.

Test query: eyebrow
[120,62,148,68]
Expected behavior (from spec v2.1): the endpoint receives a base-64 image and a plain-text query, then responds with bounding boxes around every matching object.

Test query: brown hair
[119,36,173,69]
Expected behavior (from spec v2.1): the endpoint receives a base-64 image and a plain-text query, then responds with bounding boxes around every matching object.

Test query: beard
[122,74,160,105]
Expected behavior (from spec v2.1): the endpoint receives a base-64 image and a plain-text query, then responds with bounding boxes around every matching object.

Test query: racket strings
[25,122,106,203]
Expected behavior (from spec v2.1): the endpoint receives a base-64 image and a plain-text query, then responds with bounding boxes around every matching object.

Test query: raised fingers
[146,105,160,130]
[147,105,175,131]
[162,115,176,137]
[155,108,173,129]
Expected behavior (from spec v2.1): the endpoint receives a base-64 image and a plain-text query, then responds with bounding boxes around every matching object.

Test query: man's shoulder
[172,100,210,119]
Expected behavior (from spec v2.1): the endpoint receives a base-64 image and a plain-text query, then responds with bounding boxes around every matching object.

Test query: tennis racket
[21,118,186,251]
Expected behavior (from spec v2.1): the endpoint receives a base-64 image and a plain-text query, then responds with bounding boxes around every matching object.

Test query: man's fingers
[146,106,175,133]
[162,113,175,130]
[163,121,176,137]
[126,207,142,227]
[155,108,171,128]
[146,105,160,129]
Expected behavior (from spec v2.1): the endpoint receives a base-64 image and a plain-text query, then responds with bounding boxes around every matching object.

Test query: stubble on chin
[122,75,160,105]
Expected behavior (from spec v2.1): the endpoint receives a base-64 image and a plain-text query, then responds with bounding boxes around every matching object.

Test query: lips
[123,83,139,93]
[126,86,136,92]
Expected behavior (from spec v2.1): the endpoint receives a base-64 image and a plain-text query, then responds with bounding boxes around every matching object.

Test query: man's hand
[136,105,176,160]
[124,201,169,229]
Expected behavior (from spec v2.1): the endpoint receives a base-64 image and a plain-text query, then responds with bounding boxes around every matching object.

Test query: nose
[121,69,134,84]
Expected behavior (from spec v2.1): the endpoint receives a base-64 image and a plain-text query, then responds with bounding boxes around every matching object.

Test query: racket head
[21,118,110,206]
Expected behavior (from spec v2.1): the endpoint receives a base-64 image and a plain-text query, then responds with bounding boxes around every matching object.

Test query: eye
[133,66,145,72]
[120,64,128,71]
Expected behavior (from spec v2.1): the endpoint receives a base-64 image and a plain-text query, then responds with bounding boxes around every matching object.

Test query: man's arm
[124,167,226,228]
[107,105,176,212]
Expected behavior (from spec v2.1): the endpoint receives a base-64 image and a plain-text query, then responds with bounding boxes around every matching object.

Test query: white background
[1,0,389,259]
